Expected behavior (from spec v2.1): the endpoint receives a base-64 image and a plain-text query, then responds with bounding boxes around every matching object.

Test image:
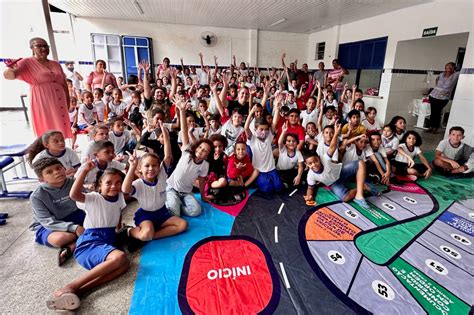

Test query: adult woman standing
[85,59,117,91]
[3,37,72,138]
[428,62,460,133]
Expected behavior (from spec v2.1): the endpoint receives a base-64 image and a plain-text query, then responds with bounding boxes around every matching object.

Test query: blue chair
[0,144,33,199]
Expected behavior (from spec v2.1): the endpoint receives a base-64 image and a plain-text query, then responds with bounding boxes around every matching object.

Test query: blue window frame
[122,36,153,82]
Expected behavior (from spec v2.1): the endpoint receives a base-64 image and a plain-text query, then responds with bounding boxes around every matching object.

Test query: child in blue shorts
[122,121,187,250]
[304,122,371,209]
[30,157,85,266]
[46,162,129,312]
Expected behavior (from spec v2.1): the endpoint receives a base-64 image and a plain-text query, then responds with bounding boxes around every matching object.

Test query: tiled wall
[385,71,435,126]
[445,73,474,146]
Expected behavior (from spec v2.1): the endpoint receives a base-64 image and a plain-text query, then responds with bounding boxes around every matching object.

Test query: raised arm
[327,122,341,158]
[351,84,357,108]
[174,96,189,147]
[159,121,172,167]
[169,68,178,101]
[232,55,237,69]
[70,160,95,203]
[281,52,287,70]
[220,73,229,107]
[210,82,225,117]
[141,60,152,99]
[199,52,204,70]
[244,104,257,139]
[278,122,288,150]
[272,93,284,133]
[122,151,138,194]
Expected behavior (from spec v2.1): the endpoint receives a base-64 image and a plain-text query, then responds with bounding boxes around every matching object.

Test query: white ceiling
[49,0,432,34]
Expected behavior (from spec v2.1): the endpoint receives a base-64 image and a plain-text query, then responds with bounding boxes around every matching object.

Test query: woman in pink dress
[85,60,117,91]
[3,37,72,138]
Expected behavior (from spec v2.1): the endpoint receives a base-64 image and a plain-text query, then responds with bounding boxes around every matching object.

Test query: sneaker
[0,213,8,219]
[354,198,371,210]
[368,174,380,184]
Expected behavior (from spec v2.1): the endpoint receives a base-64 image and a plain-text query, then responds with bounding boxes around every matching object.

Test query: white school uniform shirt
[277,147,303,170]
[109,130,131,154]
[316,133,339,162]
[75,160,126,185]
[177,127,205,144]
[197,69,209,85]
[131,164,167,211]
[365,146,387,159]
[300,109,319,129]
[341,101,351,118]
[362,119,382,132]
[307,153,342,186]
[108,101,127,117]
[221,120,244,156]
[81,141,95,163]
[82,192,126,229]
[33,148,80,170]
[94,101,106,122]
[208,126,222,137]
[68,108,77,123]
[167,146,209,193]
[382,135,399,153]
[247,130,275,173]
[395,144,421,164]
[436,139,466,160]
[77,103,97,125]
[286,101,297,110]
[342,144,366,164]
[323,99,338,108]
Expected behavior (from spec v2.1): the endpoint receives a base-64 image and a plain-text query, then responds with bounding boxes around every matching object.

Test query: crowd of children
[27,54,473,312]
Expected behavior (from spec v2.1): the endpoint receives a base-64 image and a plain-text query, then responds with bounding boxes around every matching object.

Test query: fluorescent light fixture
[133,1,144,15]
[269,18,286,27]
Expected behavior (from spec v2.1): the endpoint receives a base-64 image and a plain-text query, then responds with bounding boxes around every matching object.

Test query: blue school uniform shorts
[35,210,86,247]
[74,227,118,270]
[256,169,283,193]
[134,205,173,229]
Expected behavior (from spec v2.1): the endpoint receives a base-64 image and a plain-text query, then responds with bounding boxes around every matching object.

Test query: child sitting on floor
[389,115,406,141]
[122,122,187,248]
[304,123,371,209]
[244,106,283,193]
[339,133,367,164]
[433,126,473,175]
[30,157,85,266]
[29,130,80,177]
[107,88,127,119]
[304,121,319,153]
[81,124,109,163]
[227,141,259,188]
[77,91,98,134]
[362,107,382,135]
[46,164,129,312]
[75,140,126,191]
[165,97,214,217]
[381,124,399,160]
[204,134,229,197]
[366,133,391,185]
[341,110,366,140]
[392,130,432,179]
[93,88,106,123]
[277,122,304,188]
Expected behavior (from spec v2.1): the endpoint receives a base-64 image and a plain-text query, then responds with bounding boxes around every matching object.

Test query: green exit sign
[422,27,438,37]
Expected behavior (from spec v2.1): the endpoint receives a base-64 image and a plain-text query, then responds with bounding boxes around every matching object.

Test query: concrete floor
[0,110,445,313]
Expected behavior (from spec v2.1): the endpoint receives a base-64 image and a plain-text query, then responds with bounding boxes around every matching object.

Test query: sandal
[365,182,382,197]
[46,293,81,311]
[58,247,73,267]
[354,198,370,210]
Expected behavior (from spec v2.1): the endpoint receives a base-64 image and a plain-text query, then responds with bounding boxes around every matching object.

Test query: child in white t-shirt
[393,130,432,179]
[277,122,304,188]
[93,88,106,123]
[77,91,98,132]
[304,123,371,209]
[244,105,282,193]
[47,164,128,312]
[381,124,399,159]
[339,134,367,164]
[366,133,391,185]
[166,98,213,217]
[122,121,187,247]
[362,107,382,134]
[433,126,473,175]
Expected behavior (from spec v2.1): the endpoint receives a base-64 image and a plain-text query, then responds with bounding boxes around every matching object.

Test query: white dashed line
[278,203,285,214]
[279,262,291,289]
[289,189,298,197]
[274,226,279,243]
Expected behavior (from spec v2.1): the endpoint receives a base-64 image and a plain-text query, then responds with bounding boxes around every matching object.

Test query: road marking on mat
[274,226,279,243]
[289,189,298,197]
[279,262,291,289]
[278,203,285,214]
